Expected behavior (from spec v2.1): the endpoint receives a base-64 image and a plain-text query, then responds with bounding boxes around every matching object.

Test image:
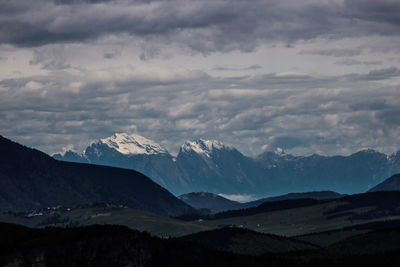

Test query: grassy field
[199,200,400,237]
[3,193,400,239]
[0,205,213,237]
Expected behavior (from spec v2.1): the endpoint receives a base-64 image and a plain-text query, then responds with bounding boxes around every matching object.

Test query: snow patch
[99,133,168,155]
[181,139,233,156]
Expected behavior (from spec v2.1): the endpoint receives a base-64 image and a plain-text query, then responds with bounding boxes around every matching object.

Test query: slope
[0,135,195,216]
[0,204,212,237]
[179,227,317,255]
[192,191,400,236]
[178,192,242,211]
[369,173,400,192]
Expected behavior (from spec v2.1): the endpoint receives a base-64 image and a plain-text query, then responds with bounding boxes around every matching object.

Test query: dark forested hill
[0,136,195,216]
[179,227,317,255]
[2,222,400,267]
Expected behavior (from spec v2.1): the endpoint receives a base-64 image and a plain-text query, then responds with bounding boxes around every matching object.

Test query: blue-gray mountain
[369,173,400,192]
[54,133,400,196]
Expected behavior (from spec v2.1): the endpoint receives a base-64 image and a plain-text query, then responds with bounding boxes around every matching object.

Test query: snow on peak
[274,147,285,155]
[181,139,232,156]
[99,133,168,155]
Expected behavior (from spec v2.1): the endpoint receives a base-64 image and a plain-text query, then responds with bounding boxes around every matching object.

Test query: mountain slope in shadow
[0,136,194,216]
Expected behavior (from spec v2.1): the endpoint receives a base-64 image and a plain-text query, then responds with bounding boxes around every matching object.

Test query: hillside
[0,204,211,237]
[179,191,400,237]
[369,173,400,192]
[0,136,195,216]
[2,223,400,266]
[296,219,400,247]
[179,227,317,255]
[179,192,242,211]
[240,191,344,209]
[0,223,259,267]
[179,191,344,212]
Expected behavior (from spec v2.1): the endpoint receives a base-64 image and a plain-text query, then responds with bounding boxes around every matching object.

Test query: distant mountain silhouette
[0,135,194,216]
[241,190,344,208]
[179,192,241,211]
[179,191,344,212]
[369,173,400,192]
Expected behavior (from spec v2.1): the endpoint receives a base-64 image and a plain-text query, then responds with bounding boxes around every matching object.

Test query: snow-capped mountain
[176,139,261,194]
[97,133,168,155]
[54,133,400,196]
[54,132,169,161]
[53,133,186,192]
[180,139,233,157]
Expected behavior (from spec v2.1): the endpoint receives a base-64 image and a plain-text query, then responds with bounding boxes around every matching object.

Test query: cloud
[103,49,121,59]
[299,47,363,57]
[218,194,255,202]
[213,65,262,71]
[334,59,383,66]
[346,67,400,81]
[1,0,400,53]
[29,45,70,69]
[2,64,400,157]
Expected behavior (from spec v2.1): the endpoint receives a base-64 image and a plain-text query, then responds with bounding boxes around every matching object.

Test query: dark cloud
[376,109,400,128]
[346,67,400,81]
[349,99,390,111]
[139,44,161,61]
[334,59,383,66]
[103,49,121,59]
[299,47,363,57]
[1,0,400,52]
[213,65,262,71]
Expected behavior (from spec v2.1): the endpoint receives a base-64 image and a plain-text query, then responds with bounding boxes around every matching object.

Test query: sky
[1,0,400,157]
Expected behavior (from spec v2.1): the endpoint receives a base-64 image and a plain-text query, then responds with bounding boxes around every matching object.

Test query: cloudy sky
[1,0,400,156]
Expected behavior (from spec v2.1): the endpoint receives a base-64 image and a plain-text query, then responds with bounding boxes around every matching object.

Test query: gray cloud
[345,67,400,81]
[2,0,400,158]
[334,59,383,66]
[1,0,400,53]
[29,46,70,69]
[2,65,400,156]
[103,49,121,59]
[213,65,262,71]
[299,47,363,57]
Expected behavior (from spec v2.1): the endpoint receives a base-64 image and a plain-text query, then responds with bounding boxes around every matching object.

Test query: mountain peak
[180,139,232,156]
[97,133,168,155]
[274,147,285,155]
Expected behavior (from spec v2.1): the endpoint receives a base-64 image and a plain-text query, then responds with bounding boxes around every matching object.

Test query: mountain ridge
[54,133,400,196]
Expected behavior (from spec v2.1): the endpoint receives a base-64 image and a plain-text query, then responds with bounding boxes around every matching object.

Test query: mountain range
[0,135,194,216]
[54,133,400,196]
